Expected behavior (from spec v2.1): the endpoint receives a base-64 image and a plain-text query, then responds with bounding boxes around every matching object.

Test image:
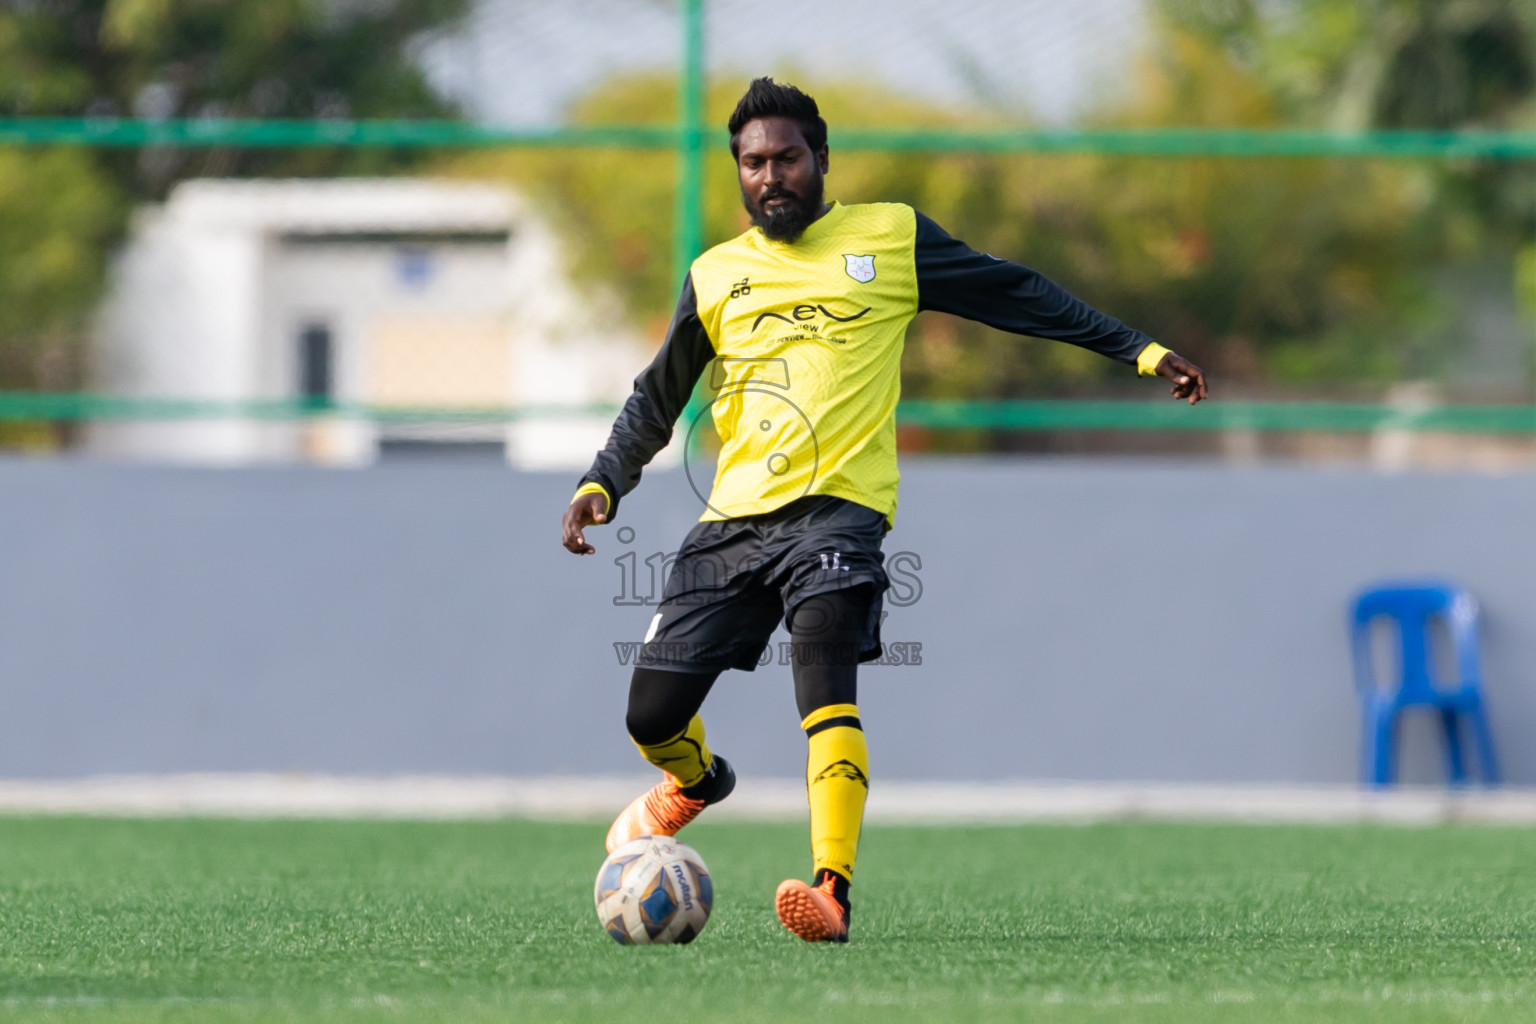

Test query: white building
[90,178,653,468]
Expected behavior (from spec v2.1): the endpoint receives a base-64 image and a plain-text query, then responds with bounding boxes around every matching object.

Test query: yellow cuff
[570,482,611,515]
[801,703,861,732]
[1137,342,1171,376]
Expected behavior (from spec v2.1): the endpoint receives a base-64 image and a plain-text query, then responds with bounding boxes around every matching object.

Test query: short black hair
[727,77,827,159]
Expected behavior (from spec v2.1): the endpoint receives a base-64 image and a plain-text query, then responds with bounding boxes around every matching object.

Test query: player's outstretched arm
[561,492,609,555]
[1152,350,1208,405]
[912,211,1206,391]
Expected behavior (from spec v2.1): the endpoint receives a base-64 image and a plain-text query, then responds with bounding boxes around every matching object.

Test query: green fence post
[673,0,706,291]
[675,0,710,459]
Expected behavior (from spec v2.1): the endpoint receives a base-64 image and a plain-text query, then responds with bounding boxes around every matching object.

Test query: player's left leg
[775,582,879,944]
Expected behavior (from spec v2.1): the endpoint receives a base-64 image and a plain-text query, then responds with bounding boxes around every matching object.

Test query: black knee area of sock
[625,667,719,745]
[790,584,876,722]
[794,662,858,725]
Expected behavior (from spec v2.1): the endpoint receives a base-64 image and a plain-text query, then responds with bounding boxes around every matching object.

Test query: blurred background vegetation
[3,0,1535,428]
[0,0,463,394]
[448,0,1536,415]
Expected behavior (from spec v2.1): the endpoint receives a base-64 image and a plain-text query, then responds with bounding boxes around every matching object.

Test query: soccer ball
[594,836,713,945]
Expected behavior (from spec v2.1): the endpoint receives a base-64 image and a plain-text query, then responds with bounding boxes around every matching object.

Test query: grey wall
[0,458,1531,784]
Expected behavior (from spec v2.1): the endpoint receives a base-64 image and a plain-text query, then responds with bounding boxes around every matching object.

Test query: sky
[420,0,1151,127]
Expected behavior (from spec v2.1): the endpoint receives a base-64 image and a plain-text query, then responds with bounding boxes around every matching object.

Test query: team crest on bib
[843,254,876,283]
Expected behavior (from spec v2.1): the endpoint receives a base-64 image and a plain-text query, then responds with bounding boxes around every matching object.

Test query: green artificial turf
[0,816,1531,1023]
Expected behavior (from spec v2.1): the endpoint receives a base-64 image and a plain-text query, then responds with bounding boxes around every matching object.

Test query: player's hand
[561,492,609,555]
[1156,351,1209,405]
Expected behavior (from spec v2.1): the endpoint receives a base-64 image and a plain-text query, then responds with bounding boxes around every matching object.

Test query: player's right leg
[606,515,778,851]
[606,666,736,851]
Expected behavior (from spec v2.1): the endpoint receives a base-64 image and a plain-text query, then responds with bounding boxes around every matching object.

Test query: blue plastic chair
[1349,581,1500,787]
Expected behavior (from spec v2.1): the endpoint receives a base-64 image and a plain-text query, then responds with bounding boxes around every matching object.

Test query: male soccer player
[561,78,1208,944]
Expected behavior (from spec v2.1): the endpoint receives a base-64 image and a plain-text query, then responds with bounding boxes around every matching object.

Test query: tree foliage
[0,148,118,386]
[446,62,1430,400]
[3,0,1531,413]
[1158,0,1534,132]
[0,0,466,395]
[1,0,465,188]
[447,1,1532,408]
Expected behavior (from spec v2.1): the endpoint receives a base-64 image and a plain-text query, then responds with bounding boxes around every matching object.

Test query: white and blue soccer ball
[594,836,713,945]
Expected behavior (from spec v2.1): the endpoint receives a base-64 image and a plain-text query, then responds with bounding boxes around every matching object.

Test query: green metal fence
[0,393,1529,435]
[2,0,1534,441]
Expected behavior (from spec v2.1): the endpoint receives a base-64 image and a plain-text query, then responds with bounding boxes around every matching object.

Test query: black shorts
[636,495,890,673]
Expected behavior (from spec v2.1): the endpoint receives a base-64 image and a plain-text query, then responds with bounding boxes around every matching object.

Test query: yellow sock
[634,714,713,789]
[802,703,869,881]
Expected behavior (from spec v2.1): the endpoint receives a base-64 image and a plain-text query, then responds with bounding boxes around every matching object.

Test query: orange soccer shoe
[605,755,735,853]
[775,871,850,943]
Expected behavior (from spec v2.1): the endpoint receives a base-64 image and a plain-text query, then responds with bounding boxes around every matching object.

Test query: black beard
[746,174,825,242]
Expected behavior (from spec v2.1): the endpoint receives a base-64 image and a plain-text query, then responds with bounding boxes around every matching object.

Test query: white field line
[0,774,1532,825]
